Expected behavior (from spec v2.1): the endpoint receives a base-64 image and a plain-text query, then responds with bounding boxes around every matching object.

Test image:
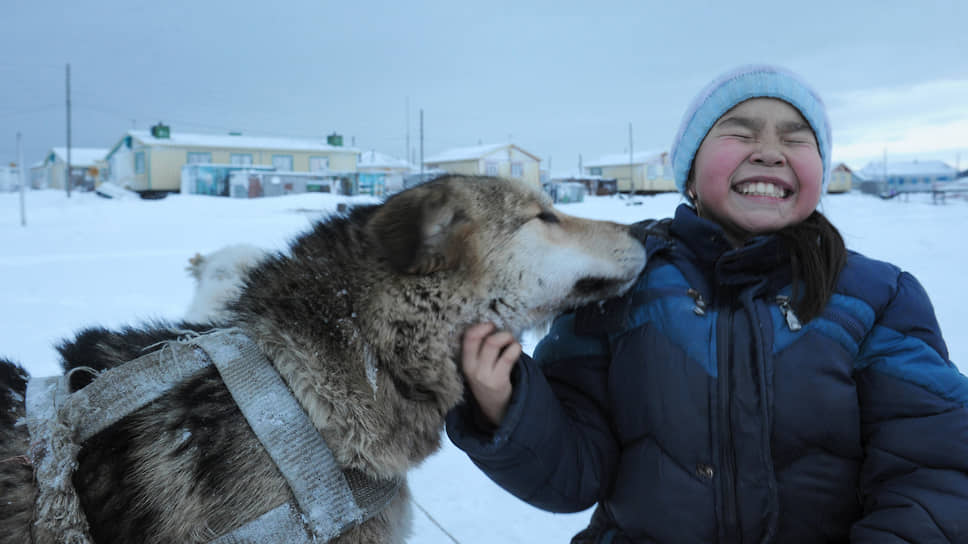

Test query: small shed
[358,150,413,194]
[543,181,586,204]
[550,172,618,196]
[181,164,274,196]
[228,170,348,198]
[0,165,22,192]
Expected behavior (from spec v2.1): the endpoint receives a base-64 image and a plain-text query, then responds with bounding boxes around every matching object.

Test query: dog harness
[24,328,402,543]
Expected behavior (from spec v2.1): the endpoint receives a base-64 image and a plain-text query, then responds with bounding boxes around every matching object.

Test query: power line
[0,104,61,119]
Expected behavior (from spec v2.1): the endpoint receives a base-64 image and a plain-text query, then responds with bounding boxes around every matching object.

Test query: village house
[423,143,542,187]
[857,159,958,194]
[828,163,857,193]
[105,123,360,195]
[31,147,109,191]
[583,150,675,194]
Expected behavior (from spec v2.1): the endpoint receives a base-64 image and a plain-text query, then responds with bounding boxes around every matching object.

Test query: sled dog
[0,175,647,544]
[183,243,268,323]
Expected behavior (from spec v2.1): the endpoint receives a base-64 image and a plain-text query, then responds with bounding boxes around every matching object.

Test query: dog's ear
[187,252,205,280]
[366,184,471,275]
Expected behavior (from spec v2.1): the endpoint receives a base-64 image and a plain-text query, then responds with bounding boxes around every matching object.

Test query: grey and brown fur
[0,175,646,544]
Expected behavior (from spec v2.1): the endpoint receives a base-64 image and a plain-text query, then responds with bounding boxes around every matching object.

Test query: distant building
[31,147,108,191]
[858,159,958,194]
[828,163,857,193]
[357,150,414,193]
[0,164,22,192]
[549,171,618,196]
[583,150,674,194]
[423,143,542,187]
[105,124,360,194]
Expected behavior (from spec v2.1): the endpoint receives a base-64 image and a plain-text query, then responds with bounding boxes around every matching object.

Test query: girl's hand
[460,322,522,427]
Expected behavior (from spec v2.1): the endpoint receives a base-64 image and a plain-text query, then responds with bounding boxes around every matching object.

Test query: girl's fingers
[461,322,496,372]
[477,330,516,376]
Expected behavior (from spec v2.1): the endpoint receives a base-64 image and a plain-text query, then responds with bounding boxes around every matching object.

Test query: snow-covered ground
[2,187,966,543]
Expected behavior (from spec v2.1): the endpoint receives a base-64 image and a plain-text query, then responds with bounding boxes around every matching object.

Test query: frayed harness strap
[68,340,211,443]
[24,328,401,544]
[194,329,402,542]
[25,375,94,544]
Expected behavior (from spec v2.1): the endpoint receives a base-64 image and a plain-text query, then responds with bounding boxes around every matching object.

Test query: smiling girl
[447,65,968,543]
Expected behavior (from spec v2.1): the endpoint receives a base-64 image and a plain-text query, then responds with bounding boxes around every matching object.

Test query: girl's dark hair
[774,210,847,323]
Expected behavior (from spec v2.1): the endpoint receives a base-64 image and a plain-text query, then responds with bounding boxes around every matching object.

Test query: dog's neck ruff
[24,327,402,543]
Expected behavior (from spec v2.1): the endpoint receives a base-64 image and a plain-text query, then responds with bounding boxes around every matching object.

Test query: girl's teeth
[738,183,785,197]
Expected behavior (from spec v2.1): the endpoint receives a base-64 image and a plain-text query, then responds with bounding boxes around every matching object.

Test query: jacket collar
[668,204,792,290]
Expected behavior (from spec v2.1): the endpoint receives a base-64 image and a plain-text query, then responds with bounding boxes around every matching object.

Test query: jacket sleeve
[851,271,968,543]
[445,312,620,513]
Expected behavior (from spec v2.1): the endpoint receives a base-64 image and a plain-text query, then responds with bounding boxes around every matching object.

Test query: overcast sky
[2,0,966,173]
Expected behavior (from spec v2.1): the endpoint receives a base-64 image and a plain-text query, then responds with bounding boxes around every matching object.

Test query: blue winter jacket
[446,204,968,543]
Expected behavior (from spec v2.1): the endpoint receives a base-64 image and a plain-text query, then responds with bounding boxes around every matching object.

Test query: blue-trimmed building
[858,159,958,193]
[105,124,359,195]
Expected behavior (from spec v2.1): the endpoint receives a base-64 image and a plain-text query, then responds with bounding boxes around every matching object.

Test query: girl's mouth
[733,181,792,198]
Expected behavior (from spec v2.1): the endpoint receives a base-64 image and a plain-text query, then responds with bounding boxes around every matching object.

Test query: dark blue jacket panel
[446,204,968,543]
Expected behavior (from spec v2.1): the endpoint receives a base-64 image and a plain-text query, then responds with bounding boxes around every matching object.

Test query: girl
[446,65,968,543]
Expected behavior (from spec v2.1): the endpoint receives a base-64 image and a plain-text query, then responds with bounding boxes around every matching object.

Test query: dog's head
[366,175,647,333]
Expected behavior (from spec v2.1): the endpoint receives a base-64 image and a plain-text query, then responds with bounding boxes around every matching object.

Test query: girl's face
[690,97,823,245]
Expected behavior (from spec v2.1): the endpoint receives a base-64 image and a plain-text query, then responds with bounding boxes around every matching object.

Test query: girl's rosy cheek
[698,146,742,186]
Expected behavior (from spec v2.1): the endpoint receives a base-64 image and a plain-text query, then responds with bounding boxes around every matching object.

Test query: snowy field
[2,187,967,542]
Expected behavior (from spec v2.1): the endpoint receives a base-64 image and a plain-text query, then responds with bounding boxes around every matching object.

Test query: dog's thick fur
[0,175,646,544]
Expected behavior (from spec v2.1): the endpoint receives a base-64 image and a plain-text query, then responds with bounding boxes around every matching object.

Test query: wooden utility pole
[405,96,410,166]
[628,122,634,192]
[66,63,72,198]
[419,109,424,175]
[18,132,26,226]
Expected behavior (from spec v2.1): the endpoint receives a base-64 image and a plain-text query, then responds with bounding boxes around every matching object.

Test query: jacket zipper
[717,295,741,542]
[775,295,802,331]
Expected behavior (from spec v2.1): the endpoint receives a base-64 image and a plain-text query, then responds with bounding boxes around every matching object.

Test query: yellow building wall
[828,170,852,193]
[599,163,676,193]
[133,146,360,192]
[148,148,187,191]
[426,160,481,176]
[602,164,639,192]
[47,164,65,190]
[521,161,541,187]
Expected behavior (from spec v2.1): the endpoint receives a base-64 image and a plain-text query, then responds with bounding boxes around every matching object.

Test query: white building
[31,147,108,190]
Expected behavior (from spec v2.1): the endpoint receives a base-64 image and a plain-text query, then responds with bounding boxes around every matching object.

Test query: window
[511,162,523,178]
[135,151,145,174]
[187,152,212,164]
[589,167,602,176]
[485,161,499,176]
[272,154,294,171]
[309,156,329,172]
[647,164,657,180]
[230,153,253,166]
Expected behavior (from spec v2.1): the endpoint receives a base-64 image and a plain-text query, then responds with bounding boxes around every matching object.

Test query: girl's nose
[749,139,786,166]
